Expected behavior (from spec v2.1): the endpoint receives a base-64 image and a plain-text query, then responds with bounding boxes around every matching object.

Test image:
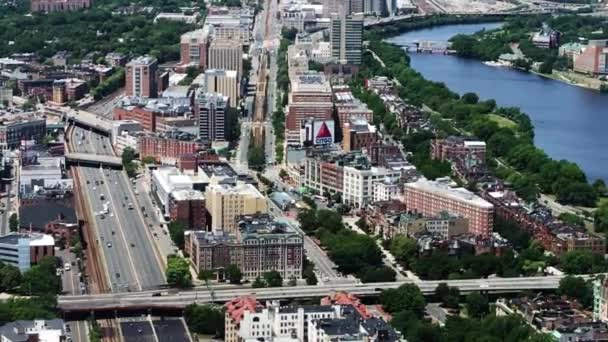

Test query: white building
[0,319,66,342]
[151,167,194,215]
[342,166,402,208]
[372,177,401,202]
[114,131,139,155]
[111,120,141,147]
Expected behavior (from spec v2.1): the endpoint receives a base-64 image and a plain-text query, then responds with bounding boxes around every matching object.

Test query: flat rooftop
[405,178,493,209]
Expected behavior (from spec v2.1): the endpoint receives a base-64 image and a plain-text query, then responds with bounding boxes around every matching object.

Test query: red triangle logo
[316,122,332,139]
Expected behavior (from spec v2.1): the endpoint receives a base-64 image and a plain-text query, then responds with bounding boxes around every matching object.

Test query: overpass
[363,10,553,27]
[64,109,112,134]
[58,275,576,314]
[65,152,122,168]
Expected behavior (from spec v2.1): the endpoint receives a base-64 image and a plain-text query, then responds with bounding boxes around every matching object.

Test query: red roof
[225,296,261,324]
[321,291,370,319]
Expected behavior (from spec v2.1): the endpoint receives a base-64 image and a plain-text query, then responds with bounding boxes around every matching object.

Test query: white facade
[372,177,401,202]
[111,120,142,146]
[237,304,339,342]
[114,131,139,155]
[151,167,194,215]
[343,166,401,208]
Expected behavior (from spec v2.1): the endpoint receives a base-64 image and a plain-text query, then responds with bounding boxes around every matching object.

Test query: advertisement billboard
[301,119,335,146]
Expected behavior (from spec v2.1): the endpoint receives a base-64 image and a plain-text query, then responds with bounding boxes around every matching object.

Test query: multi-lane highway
[58,275,577,312]
[70,125,165,291]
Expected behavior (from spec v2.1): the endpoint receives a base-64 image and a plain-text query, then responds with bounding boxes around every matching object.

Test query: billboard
[301,119,335,146]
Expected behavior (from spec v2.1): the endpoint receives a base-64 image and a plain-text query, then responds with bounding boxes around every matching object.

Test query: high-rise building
[195,91,229,143]
[286,72,333,144]
[205,179,267,233]
[180,28,210,69]
[364,0,387,15]
[203,69,239,108]
[207,39,243,76]
[330,13,363,65]
[125,56,158,98]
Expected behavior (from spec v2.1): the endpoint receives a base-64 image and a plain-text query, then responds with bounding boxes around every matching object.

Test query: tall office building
[204,69,239,108]
[364,0,387,15]
[195,91,228,143]
[204,179,267,234]
[180,28,210,69]
[125,56,158,98]
[207,39,243,76]
[323,0,363,15]
[330,13,363,65]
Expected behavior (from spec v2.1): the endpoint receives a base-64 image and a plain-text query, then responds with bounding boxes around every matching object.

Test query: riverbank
[481,61,604,91]
[361,20,605,208]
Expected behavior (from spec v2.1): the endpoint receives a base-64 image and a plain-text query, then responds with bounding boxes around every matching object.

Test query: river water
[385,23,608,182]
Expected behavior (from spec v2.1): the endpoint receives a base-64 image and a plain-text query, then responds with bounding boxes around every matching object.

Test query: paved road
[134,177,176,257]
[72,126,165,291]
[66,321,88,342]
[151,318,191,342]
[85,89,124,118]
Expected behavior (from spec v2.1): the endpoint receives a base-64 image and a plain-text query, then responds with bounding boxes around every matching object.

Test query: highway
[58,275,576,311]
[71,125,165,291]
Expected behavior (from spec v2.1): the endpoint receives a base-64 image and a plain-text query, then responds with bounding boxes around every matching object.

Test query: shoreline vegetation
[362,15,605,212]
[446,15,608,91]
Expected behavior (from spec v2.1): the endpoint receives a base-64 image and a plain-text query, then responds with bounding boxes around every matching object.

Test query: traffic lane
[114,172,165,286]
[110,171,165,288]
[120,320,156,342]
[82,167,136,292]
[152,319,190,342]
[66,321,88,342]
[135,179,175,257]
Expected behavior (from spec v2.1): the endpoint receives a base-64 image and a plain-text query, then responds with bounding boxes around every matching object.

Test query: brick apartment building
[169,189,206,229]
[343,118,377,152]
[114,107,157,132]
[431,136,486,164]
[125,56,158,98]
[404,178,494,237]
[574,39,608,76]
[138,133,204,164]
[184,214,303,281]
[179,28,210,70]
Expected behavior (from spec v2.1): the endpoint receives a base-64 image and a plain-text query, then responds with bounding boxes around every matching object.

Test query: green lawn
[487,114,517,129]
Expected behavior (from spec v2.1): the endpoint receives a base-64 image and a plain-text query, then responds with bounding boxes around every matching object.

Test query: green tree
[252,276,265,288]
[183,304,225,336]
[380,283,426,315]
[20,257,61,296]
[559,250,606,274]
[225,264,242,285]
[167,221,186,249]
[263,271,283,287]
[359,266,396,283]
[593,179,607,196]
[166,255,192,288]
[122,146,137,177]
[595,204,608,232]
[465,292,489,318]
[389,235,418,267]
[558,212,585,227]
[558,275,593,308]
[461,92,479,104]
[303,264,318,285]
[8,214,18,232]
[141,156,156,164]
[0,263,22,292]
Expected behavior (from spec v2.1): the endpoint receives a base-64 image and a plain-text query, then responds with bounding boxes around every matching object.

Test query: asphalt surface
[66,321,88,342]
[120,320,156,342]
[72,126,165,291]
[152,318,190,342]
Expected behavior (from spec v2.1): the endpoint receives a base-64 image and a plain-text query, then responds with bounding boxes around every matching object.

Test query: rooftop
[405,178,493,209]
[291,72,331,93]
[172,189,204,201]
[128,55,157,66]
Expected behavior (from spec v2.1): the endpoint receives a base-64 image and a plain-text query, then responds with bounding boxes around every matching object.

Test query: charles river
[385,22,608,182]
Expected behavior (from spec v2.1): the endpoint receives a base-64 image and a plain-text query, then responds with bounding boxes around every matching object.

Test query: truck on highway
[102,203,109,214]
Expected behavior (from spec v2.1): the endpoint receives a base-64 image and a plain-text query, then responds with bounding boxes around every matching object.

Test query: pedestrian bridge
[65,152,122,168]
[64,110,112,134]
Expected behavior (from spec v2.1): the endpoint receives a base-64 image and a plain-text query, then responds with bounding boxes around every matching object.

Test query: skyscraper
[330,13,364,65]
[179,27,210,69]
[204,69,239,108]
[207,39,243,76]
[195,91,228,143]
[125,56,158,98]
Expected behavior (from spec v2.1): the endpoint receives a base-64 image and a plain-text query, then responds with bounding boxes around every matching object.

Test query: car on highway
[130,243,135,247]
[106,242,112,248]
